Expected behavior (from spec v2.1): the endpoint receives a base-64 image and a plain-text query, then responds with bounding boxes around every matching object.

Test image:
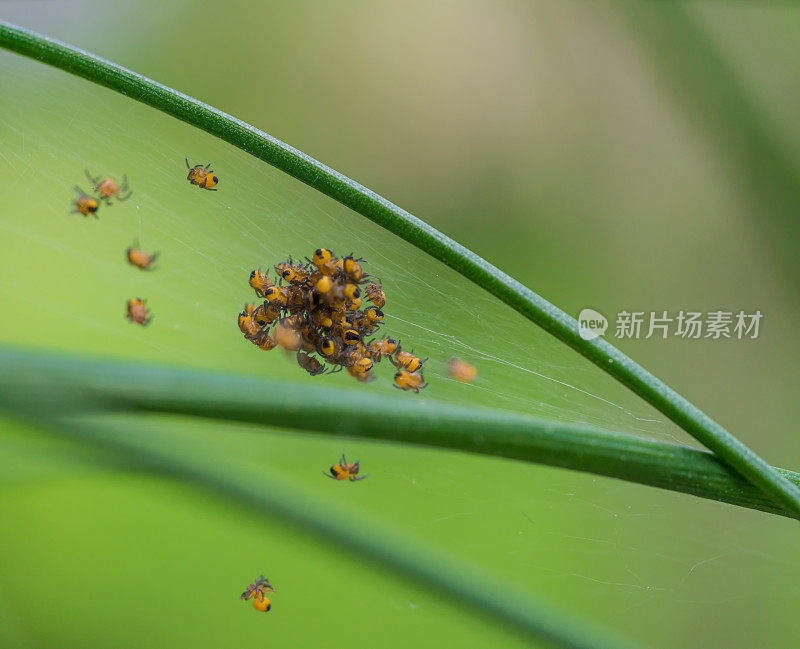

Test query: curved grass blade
[2,412,638,649]
[0,21,797,517]
[0,345,797,519]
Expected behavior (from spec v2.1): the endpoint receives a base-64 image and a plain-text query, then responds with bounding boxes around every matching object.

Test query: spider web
[0,55,680,443]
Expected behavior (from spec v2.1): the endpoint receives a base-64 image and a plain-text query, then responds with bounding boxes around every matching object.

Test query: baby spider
[240,575,276,613]
[366,337,397,362]
[390,346,427,373]
[347,366,375,382]
[85,170,132,204]
[364,283,385,308]
[126,240,159,270]
[185,157,218,190]
[296,351,339,376]
[447,357,478,383]
[274,322,302,351]
[249,268,274,298]
[341,254,370,283]
[238,308,261,339]
[254,301,281,327]
[323,454,368,481]
[308,248,338,275]
[394,369,427,393]
[253,330,278,351]
[126,298,153,326]
[275,257,312,285]
[71,186,99,218]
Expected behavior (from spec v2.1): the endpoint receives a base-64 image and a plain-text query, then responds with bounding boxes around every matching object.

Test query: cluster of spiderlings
[238,248,427,391]
[67,158,220,325]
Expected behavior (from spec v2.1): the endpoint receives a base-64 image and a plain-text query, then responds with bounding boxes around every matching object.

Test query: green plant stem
[5,413,637,649]
[0,346,797,519]
[1,21,797,518]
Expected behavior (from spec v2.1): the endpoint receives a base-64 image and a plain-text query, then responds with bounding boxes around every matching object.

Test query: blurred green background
[1,1,800,647]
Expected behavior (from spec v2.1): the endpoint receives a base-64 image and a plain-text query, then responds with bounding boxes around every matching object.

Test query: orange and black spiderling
[240,575,276,613]
[353,357,374,373]
[342,329,361,346]
[254,301,281,327]
[274,322,302,351]
[71,186,99,218]
[364,283,386,309]
[340,343,369,369]
[238,309,255,333]
[126,298,153,326]
[255,331,278,351]
[297,352,339,376]
[311,309,334,331]
[85,170,132,204]
[342,283,360,300]
[315,275,333,295]
[390,345,428,373]
[312,248,333,267]
[309,248,338,276]
[238,248,426,388]
[348,366,376,382]
[345,296,362,311]
[126,241,159,270]
[299,326,319,352]
[448,357,478,383]
[275,257,312,285]
[185,157,218,190]
[319,336,340,358]
[249,268,273,298]
[365,308,384,327]
[394,369,427,393]
[367,338,397,362]
[264,285,288,306]
[323,454,368,481]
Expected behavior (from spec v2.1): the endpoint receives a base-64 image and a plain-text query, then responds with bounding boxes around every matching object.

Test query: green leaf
[1,345,797,519]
